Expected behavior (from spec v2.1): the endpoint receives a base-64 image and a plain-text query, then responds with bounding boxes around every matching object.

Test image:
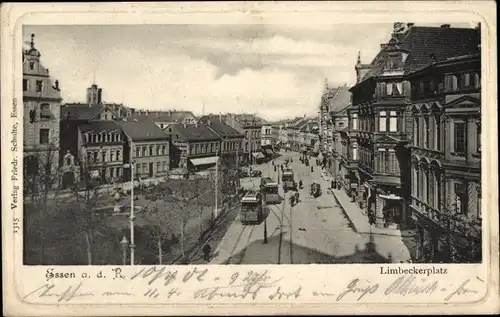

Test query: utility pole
[263,194,268,244]
[128,140,135,266]
[214,148,219,220]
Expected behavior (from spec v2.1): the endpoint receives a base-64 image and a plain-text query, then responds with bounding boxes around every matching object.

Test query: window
[35,80,43,92]
[94,152,98,162]
[453,122,466,155]
[464,73,471,87]
[116,150,121,161]
[429,170,435,208]
[352,113,358,130]
[29,62,35,70]
[149,146,153,156]
[102,151,106,162]
[87,152,92,163]
[162,145,166,155]
[429,79,435,93]
[160,124,164,129]
[434,116,441,151]
[379,111,387,132]
[419,81,425,94]
[163,161,168,172]
[23,79,28,91]
[157,145,161,156]
[143,146,147,156]
[136,146,140,157]
[136,163,141,174]
[378,148,386,172]
[40,104,51,119]
[477,122,481,153]
[422,166,428,202]
[210,143,214,153]
[352,144,358,160]
[338,122,344,128]
[157,161,162,172]
[423,116,429,148]
[389,111,398,132]
[451,75,458,91]
[386,83,393,95]
[477,187,481,218]
[455,183,468,215]
[195,144,199,154]
[474,73,481,89]
[411,165,417,196]
[388,149,397,174]
[39,128,49,144]
[142,163,148,173]
[110,151,114,162]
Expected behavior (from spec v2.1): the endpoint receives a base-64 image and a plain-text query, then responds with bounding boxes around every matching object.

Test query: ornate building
[23,34,64,192]
[407,53,481,263]
[346,23,480,230]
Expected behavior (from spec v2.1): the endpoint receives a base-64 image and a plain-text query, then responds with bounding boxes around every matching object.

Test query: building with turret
[23,34,65,191]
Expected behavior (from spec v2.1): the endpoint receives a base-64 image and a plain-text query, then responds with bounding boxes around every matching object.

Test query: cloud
[21,23,410,121]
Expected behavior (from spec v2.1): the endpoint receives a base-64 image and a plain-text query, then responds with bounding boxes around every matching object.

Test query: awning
[190,156,219,166]
[252,152,265,159]
[380,194,402,200]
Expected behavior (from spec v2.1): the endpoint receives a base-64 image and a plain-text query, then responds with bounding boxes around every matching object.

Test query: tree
[437,195,482,263]
[143,200,173,264]
[145,178,209,258]
[71,151,114,265]
[23,140,61,264]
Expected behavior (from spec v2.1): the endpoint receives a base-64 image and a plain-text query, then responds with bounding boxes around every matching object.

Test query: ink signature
[336,278,379,301]
[193,270,283,300]
[23,282,94,302]
[444,279,478,301]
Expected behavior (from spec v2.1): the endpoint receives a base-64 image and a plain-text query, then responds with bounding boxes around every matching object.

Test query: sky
[23,23,473,121]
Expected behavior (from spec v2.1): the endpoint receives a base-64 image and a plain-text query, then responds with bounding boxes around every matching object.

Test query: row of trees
[24,142,242,265]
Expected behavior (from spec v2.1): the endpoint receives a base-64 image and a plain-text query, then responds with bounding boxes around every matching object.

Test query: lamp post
[120,236,129,265]
[263,192,268,244]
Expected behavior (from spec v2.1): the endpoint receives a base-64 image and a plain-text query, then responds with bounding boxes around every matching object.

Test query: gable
[444,95,481,108]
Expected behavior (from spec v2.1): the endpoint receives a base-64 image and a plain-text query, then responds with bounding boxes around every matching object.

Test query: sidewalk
[318,172,415,238]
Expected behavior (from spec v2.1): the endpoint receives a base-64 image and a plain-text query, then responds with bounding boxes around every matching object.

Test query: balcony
[410,197,481,240]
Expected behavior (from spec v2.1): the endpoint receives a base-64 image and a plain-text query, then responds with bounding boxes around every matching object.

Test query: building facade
[261,124,273,147]
[119,121,170,180]
[407,53,481,263]
[330,106,349,182]
[23,34,63,192]
[198,118,244,168]
[346,23,480,230]
[326,84,351,176]
[165,123,222,172]
[78,121,125,184]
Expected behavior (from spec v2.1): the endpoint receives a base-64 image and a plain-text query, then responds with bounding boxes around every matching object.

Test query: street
[210,150,411,264]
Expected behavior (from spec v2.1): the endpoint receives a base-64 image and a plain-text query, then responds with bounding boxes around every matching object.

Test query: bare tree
[71,151,114,265]
[145,179,207,258]
[23,140,61,264]
[143,200,173,264]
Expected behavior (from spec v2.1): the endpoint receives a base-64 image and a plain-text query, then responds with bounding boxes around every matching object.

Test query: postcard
[1,1,498,316]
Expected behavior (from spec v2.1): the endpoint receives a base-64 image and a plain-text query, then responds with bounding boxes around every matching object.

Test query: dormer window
[29,62,34,70]
[23,79,29,91]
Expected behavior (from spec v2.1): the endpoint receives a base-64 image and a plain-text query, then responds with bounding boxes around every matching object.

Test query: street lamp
[120,236,129,265]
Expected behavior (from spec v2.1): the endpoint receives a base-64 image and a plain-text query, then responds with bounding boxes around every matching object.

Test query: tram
[282,168,296,191]
[240,190,263,225]
[260,177,280,205]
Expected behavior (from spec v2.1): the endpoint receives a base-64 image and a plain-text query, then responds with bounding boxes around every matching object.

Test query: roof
[359,26,480,83]
[328,85,352,113]
[200,119,244,139]
[79,120,120,133]
[170,123,221,142]
[130,110,196,123]
[61,104,106,120]
[117,120,169,141]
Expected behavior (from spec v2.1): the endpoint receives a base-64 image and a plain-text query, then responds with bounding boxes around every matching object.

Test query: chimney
[441,24,450,28]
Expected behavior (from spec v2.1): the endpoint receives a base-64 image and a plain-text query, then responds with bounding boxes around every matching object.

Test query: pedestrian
[203,243,212,262]
[331,180,334,189]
